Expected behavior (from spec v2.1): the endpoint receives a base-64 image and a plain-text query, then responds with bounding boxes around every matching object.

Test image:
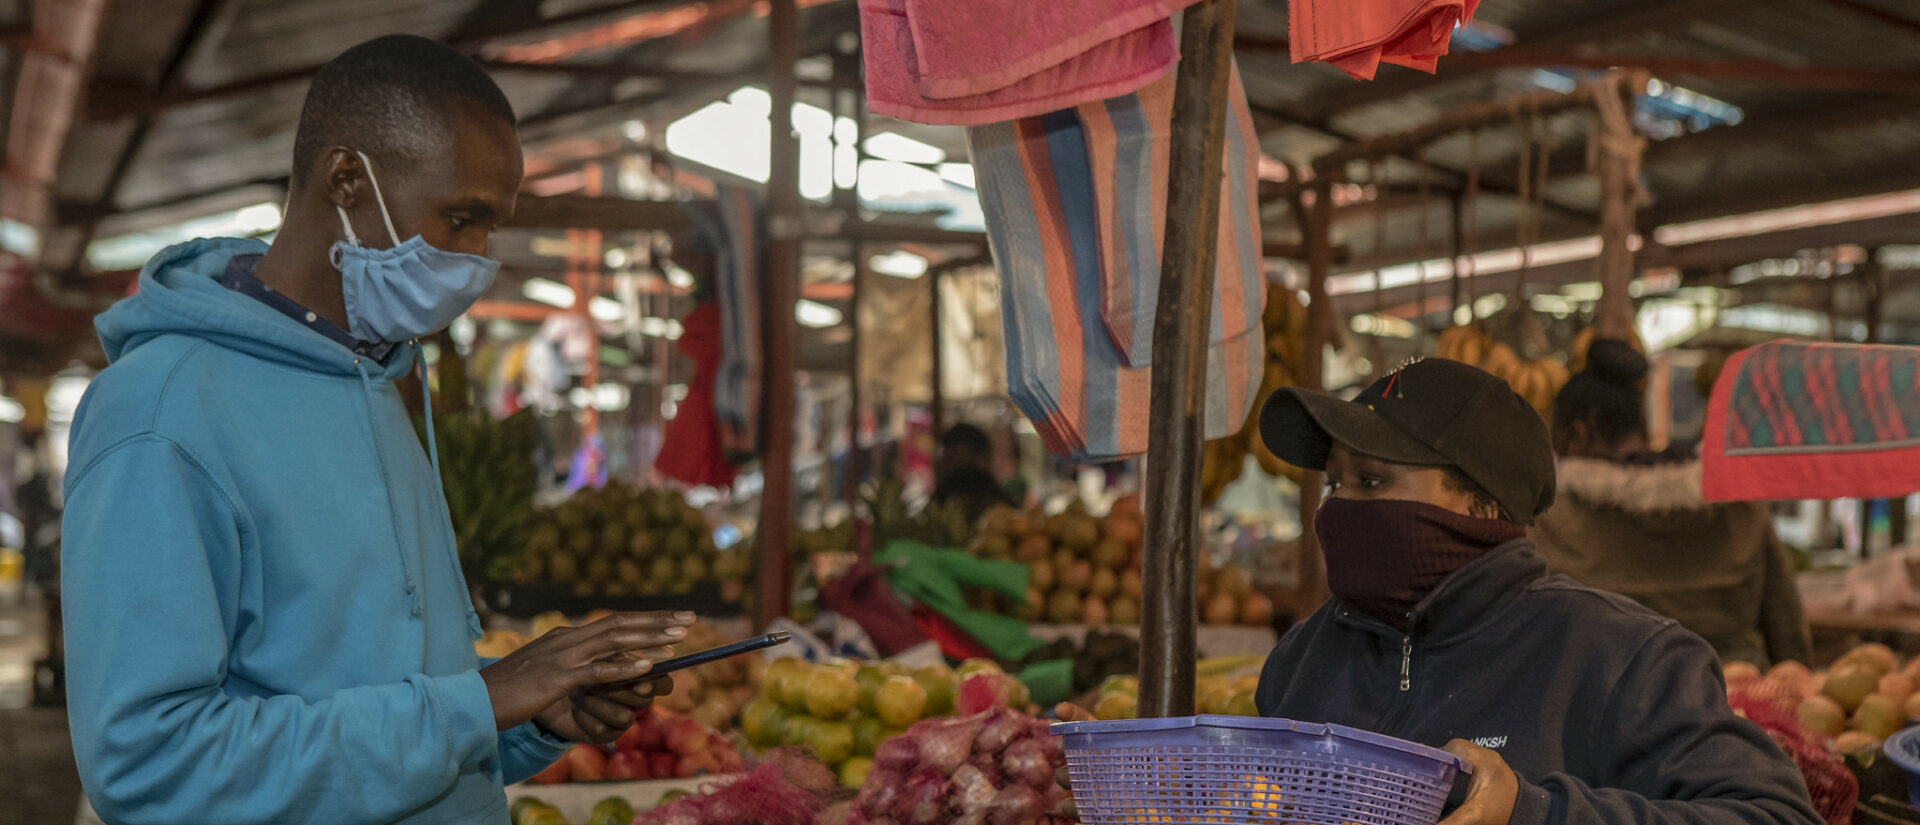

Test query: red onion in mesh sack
[975,709,1029,753]
[902,769,948,825]
[952,764,999,815]
[1729,680,1857,825]
[988,784,1045,825]
[1001,738,1055,789]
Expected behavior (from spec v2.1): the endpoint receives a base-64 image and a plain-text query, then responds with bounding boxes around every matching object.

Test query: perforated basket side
[1056,718,1461,825]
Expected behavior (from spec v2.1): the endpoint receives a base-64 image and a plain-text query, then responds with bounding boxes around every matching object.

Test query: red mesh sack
[1727,679,1857,825]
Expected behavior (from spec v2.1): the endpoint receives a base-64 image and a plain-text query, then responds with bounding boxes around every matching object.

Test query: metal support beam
[755,0,801,629]
[84,0,704,120]
[509,195,697,231]
[1444,50,1920,93]
[1141,0,1235,721]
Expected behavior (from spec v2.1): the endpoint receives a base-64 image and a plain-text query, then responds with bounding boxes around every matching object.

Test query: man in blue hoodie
[62,36,689,825]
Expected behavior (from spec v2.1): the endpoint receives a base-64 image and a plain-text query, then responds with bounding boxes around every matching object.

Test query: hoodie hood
[96,237,415,380]
[1554,456,1708,514]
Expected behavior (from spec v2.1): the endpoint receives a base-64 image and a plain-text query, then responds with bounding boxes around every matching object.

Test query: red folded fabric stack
[860,0,1199,125]
[1289,0,1481,80]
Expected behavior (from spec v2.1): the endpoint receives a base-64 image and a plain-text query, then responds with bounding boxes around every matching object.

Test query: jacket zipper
[1398,634,1413,692]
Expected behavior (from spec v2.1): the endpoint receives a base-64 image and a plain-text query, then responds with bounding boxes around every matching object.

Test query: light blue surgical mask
[330,151,500,344]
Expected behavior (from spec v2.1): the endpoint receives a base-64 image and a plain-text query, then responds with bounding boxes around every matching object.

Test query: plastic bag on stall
[1837,548,1920,614]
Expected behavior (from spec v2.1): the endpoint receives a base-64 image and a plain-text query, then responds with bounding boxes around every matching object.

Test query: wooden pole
[1140,0,1236,720]
[930,268,946,440]
[1297,178,1335,610]
[849,243,867,512]
[757,0,801,628]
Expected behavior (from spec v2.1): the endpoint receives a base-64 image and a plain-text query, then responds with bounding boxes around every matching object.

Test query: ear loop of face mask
[329,150,403,268]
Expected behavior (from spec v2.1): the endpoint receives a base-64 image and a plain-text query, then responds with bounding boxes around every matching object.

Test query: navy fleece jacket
[1256,542,1822,825]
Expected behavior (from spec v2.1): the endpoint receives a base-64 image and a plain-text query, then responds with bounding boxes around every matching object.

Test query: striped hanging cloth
[1703,340,1920,501]
[700,186,762,462]
[968,64,1266,463]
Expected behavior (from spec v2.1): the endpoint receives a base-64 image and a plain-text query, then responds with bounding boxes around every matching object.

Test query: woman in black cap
[1532,339,1811,669]
[1247,357,1820,825]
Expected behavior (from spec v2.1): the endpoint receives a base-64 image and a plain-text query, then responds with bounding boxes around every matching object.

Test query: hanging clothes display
[858,0,1200,126]
[1288,0,1480,80]
[654,302,736,488]
[967,65,1265,463]
[696,186,762,463]
[1702,341,1920,502]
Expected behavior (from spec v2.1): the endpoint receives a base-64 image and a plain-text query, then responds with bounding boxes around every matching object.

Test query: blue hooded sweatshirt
[62,237,568,825]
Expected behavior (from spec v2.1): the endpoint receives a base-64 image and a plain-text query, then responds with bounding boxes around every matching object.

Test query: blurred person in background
[1531,338,1811,667]
[932,423,1018,522]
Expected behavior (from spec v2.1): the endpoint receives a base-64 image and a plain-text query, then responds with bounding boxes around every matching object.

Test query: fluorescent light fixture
[588,296,625,323]
[86,201,282,271]
[864,132,946,164]
[46,375,90,424]
[0,218,39,257]
[869,250,929,279]
[1350,313,1415,338]
[0,397,22,424]
[664,264,696,289]
[592,383,630,412]
[1655,187,1920,247]
[637,317,684,340]
[604,247,630,269]
[523,277,577,308]
[623,120,648,142]
[937,163,976,189]
[796,299,843,328]
[1719,304,1831,337]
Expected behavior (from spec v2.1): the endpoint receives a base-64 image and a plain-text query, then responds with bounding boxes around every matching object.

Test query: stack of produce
[971,499,1273,628]
[508,482,753,600]
[971,500,1144,626]
[529,708,745,784]
[1085,656,1264,720]
[1746,643,1920,752]
[511,796,636,825]
[416,409,539,581]
[1198,560,1276,629]
[634,751,842,825]
[848,708,1074,825]
[741,658,962,787]
[1201,282,1310,502]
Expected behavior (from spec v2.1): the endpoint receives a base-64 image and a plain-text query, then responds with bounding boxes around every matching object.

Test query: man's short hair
[290,34,515,188]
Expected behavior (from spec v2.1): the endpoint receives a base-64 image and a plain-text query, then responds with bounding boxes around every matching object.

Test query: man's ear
[321,147,366,211]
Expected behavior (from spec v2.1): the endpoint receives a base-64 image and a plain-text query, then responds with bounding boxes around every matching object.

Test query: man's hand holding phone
[480,611,695,737]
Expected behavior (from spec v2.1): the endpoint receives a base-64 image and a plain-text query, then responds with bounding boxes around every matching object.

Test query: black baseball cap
[1260,358,1556,524]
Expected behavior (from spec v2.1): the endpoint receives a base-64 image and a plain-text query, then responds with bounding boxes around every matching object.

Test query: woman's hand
[1436,739,1518,825]
[1053,702,1096,816]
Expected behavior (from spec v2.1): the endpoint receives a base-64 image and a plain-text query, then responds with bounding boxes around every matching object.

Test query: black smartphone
[644,631,793,679]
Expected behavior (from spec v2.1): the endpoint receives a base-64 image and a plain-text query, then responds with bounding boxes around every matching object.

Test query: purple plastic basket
[1051,715,1469,825]
[1884,726,1920,808]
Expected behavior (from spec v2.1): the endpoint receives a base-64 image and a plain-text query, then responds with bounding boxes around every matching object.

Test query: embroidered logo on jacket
[1470,736,1508,749]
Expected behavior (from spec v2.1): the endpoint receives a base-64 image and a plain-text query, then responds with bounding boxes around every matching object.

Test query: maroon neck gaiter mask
[1315,497,1526,632]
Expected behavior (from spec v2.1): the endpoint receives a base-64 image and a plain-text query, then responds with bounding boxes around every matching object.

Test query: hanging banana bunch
[1201,285,1309,503]
[1568,325,1646,374]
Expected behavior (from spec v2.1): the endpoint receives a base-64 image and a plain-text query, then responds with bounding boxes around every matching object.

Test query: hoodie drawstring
[413,348,484,639]
[356,357,422,617]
